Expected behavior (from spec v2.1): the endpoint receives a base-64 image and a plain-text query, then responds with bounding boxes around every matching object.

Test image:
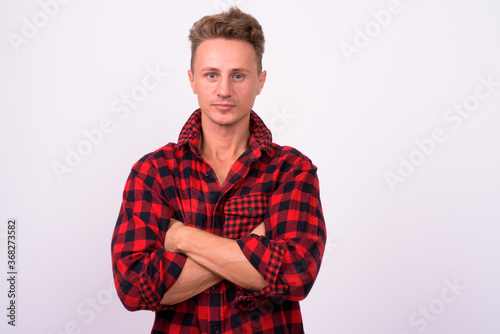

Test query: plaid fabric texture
[111,109,326,333]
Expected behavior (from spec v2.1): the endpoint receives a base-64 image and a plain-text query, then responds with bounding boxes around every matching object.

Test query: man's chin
[202,108,248,127]
[210,115,238,127]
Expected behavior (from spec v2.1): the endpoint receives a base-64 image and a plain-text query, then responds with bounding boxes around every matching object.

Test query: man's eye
[234,74,243,80]
[207,74,217,79]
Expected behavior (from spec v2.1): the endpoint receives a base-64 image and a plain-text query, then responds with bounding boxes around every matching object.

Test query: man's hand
[164,218,185,253]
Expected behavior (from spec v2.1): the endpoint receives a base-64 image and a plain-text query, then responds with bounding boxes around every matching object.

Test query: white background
[1,0,499,333]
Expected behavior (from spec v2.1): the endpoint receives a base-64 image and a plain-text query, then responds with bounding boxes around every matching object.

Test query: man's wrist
[173,224,200,254]
[175,226,218,256]
[173,225,187,253]
[165,220,191,253]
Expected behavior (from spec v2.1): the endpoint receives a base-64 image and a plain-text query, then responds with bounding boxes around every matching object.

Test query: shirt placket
[194,145,260,334]
[194,158,221,334]
[206,153,255,334]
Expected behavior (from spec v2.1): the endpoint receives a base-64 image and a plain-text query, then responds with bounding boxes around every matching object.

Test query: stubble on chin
[201,107,250,128]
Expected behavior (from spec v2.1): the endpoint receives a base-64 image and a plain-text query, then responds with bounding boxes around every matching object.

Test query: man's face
[188,38,266,128]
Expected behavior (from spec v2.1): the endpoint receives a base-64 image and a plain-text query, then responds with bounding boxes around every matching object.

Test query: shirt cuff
[137,248,187,311]
[234,235,288,311]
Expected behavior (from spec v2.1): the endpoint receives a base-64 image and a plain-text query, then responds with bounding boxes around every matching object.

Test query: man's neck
[198,113,251,163]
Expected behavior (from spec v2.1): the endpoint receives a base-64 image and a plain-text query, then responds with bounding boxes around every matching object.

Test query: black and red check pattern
[111,109,326,333]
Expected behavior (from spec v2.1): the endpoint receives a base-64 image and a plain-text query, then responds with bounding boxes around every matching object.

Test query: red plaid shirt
[111,109,326,333]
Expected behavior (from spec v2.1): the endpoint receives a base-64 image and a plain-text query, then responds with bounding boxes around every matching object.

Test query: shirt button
[212,285,219,291]
[206,171,212,177]
[248,207,255,213]
[212,326,221,334]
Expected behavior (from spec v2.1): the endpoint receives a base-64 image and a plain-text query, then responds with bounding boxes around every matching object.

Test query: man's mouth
[212,103,236,111]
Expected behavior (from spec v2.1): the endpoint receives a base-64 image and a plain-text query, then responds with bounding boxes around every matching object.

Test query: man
[111,7,326,334]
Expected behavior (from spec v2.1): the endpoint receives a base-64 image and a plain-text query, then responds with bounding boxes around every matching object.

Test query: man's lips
[212,103,236,110]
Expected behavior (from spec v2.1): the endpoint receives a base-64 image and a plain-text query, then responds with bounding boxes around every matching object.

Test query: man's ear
[188,70,197,94]
[256,70,267,95]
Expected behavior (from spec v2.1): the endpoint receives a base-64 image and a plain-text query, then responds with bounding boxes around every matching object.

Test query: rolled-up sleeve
[111,154,187,311]
[235,159,326,311]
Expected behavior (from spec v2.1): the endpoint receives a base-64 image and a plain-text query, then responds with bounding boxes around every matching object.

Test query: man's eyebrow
[201,67,221,72]
[230,68,251,73]
[200,67,251,73]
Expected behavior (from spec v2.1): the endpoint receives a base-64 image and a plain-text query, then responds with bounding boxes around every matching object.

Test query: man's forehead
[194,39,258,70]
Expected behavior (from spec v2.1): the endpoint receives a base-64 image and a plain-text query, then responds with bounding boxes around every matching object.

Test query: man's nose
[217,76,233,97]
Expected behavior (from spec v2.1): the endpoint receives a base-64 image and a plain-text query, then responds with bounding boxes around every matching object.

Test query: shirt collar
[178,109,272,156]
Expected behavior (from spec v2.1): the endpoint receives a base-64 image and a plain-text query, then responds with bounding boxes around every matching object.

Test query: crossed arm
[160,219,267,305]
[113,158,325,311]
